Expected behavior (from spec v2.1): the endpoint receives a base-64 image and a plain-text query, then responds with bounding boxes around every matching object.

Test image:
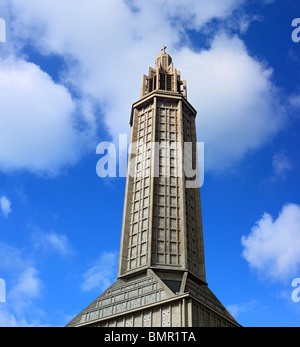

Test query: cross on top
[161,45,167,54]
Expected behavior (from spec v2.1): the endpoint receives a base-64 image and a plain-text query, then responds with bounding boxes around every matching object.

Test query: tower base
[66,269,240,327]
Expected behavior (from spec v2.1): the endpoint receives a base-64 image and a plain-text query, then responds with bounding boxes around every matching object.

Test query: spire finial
[161,45,167,54]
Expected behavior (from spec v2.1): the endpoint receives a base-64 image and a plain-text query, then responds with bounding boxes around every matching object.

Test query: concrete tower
[67,48,240,327]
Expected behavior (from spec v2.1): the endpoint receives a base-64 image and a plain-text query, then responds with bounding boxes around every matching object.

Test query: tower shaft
[119,50,205,283]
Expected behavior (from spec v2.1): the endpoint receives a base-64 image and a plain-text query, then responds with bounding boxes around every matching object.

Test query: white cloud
[228,14,263,34]
[82,251,118,292]
[8,0,182,142]
[242,203,300,281]
[227,300,257,318]
[175,34,286,172]
[0,237,72,326]
[0,0,287,174]
[0,308,36,327]
[44,233,73,256]
[9,267,42,305]
[0,56,89,176]
[31,229,74,257]
[289,94,300,111]
[0,196,12,218]
[0,243,43,325]
[272,151,292,179]
[132,0,246,30]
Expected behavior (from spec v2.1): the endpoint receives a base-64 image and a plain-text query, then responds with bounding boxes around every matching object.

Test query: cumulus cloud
[7,0,181,140]
[0,0,286,175]
[132,0,246,30]
[82,251,118,292]
[0,196,12,218]
[175,34,286,172]
[242,203,300,281]
[0,56,85,176]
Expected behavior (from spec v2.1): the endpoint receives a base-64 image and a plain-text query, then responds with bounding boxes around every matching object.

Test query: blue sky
[0,0,300,327]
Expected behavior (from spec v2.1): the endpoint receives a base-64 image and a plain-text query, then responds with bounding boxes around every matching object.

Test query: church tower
[67,48,240,327]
